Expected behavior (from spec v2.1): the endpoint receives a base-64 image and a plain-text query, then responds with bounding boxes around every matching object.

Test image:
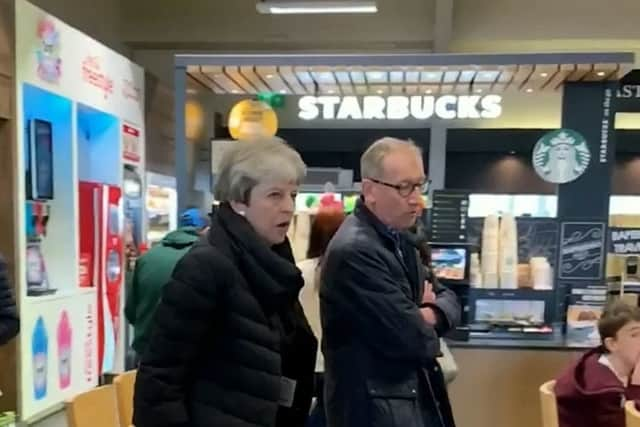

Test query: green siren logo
[533,129,591,184]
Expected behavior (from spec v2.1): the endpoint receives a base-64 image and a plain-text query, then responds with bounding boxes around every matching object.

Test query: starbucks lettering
[298,95,503,121]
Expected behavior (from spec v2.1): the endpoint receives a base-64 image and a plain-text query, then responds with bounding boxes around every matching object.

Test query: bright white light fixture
[256,1,378,14]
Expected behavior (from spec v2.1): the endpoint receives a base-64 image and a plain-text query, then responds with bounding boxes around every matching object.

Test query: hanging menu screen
[430,191,470,243]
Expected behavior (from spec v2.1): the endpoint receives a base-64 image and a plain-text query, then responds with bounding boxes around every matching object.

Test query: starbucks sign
[532,129,591,184]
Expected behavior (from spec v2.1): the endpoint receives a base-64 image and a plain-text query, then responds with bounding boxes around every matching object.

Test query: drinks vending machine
[78,181,123,375]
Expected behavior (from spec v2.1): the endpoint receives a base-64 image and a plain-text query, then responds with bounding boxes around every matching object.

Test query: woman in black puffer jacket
[0,255,19,345]
[133,137,317,427]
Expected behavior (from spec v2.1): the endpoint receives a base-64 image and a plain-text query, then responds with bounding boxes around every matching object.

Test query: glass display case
[146,173,177,246]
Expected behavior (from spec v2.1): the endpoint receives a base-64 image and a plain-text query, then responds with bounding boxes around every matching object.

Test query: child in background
[555,301,640,427]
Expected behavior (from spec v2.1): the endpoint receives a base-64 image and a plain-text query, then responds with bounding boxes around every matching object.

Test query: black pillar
[554,82,616,320]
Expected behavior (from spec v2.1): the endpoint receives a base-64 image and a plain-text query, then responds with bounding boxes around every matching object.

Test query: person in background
[555,300,640,427]
[0,254,19,345]
[125,207,209,358]
[133,137,317,427]
[297,206,346,427]
[321,137,459,427]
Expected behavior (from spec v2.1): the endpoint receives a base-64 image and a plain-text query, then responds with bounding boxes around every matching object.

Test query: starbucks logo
[532,129,591,184]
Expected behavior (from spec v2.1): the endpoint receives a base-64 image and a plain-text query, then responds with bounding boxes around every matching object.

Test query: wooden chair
[66,385,120,427]
[626,400,640,427]
[114,370,137,427]
[539,380,559,427]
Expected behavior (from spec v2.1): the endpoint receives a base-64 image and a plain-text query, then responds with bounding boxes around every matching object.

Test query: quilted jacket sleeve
[0,256,19,345]
[132,247,229,427]
[425,275,461,336]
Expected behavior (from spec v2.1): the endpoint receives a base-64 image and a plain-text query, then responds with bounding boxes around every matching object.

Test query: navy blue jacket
[320,200,459,427]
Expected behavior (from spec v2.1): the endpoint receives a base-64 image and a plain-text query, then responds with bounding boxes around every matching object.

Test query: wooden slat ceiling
[187,62,628,95]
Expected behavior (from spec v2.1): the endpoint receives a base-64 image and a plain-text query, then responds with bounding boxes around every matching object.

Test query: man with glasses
[320,137,459,427]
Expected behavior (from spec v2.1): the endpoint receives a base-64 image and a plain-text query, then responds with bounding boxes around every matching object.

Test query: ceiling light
[597,71,606,77]
[526,88,534,93]
[327,89,335,94]
[425,89,433,94]
[376,89,384,94]
[231,89,240,94]
[266,74,274,79]
[540,72,548,77]
[279,89,287,94]
[256,1,378,14]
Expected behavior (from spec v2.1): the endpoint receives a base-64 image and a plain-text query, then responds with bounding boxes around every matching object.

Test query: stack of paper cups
[481,214,500,288]
[530,257,553,290]
[499,214,519,289]
[470,253,482,288]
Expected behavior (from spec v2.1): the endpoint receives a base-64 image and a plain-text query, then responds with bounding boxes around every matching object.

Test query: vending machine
[78,181,123,375]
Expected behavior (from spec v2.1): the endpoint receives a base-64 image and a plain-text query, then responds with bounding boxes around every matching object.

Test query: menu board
[558,222,606,280]
[608,227,640,254]
[430,191,469,243]
[564,282,607,347]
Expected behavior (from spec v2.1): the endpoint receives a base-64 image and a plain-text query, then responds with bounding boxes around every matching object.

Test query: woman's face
[233,180,298,246]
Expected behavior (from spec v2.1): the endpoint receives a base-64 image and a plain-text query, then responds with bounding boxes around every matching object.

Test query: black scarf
[213,203,316,426]
[212,203,304,315]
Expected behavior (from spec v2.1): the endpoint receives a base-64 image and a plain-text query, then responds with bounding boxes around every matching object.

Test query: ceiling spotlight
[279,89,287,94]
[597,71,606,77]
[266,74,274,79]
[231,89,240,94]
[256,1,378,14]
[425,89,433,94]
[526,88,534,93]
[540,72,548,77]
[376,89,384,94]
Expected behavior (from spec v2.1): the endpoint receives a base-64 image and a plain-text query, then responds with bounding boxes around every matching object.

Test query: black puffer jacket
[0,255,19,345]
[133,204,317,427]
[320,200,459,427]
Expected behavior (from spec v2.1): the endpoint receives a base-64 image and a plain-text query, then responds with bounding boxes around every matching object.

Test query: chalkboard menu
[430,191,469,243]
[558,222,606,280]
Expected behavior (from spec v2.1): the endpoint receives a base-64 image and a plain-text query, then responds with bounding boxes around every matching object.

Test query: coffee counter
[446,336,584,427]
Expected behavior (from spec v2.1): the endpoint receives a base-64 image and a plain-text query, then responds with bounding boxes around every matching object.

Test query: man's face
[606,320,640,371]
[363,147,425,230]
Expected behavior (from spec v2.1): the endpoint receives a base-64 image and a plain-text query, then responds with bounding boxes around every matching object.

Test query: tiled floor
[30,410,67,427]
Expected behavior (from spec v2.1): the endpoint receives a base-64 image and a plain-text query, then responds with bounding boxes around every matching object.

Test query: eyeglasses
[368,178,430,197]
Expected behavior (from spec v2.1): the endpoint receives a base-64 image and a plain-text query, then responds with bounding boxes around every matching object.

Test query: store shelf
[469,288,554,298]
[24,287,96,304]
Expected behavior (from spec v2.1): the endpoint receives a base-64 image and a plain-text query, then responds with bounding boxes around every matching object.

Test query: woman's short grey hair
[214,137,306,203]
[360,137,421,180]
